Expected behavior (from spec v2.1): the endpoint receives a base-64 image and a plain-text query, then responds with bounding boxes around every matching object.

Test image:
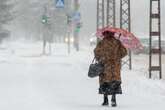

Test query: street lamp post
[73,0,81,51]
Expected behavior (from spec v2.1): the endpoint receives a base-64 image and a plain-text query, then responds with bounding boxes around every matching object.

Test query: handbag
[88,58,104,78]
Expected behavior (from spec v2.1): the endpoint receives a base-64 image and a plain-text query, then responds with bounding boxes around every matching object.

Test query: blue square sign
[56,0,64,8]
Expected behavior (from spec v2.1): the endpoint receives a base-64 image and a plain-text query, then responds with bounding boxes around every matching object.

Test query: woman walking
[94,31,127,107]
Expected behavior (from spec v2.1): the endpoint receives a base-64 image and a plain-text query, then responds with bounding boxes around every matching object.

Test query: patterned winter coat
[94,37,127,85]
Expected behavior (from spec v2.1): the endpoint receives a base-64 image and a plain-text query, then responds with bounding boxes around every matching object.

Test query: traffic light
[75,23,82,32]
[76,22,82,28]
[75,28,80,33]
[42,15,48,24]
[67,15,72,24]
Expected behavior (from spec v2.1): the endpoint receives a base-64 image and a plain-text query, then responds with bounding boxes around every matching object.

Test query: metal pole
[128,0,132,70]
[106,0,116,27]
[149,0,152,78]
[73,0,80,51]
[42,6,47,55]
[67,31,71,54]
[97,0,105,30]
[149,0,162,79]
[158,0,162,79]
[120,0,132,70]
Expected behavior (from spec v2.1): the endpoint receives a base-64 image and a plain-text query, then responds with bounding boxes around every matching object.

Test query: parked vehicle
[64,36,74,43]
[133,38,149,54]
[134,38,165,54]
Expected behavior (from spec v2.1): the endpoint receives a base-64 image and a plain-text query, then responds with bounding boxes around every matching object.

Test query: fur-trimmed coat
[94,37,127,85]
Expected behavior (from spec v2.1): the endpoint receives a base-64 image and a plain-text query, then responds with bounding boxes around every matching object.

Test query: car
[135,38,165,54]
[135,38,150,54]
[64,36,74,43]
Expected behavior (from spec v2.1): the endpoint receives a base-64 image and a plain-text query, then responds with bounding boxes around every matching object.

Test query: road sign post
[67,15,72,54]
[73,0,81,51]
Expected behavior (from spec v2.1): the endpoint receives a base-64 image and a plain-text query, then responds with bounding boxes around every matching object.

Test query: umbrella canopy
[96,27,143,50]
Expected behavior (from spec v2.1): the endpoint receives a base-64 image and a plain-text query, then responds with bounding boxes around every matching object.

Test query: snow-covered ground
[0,41,165,110]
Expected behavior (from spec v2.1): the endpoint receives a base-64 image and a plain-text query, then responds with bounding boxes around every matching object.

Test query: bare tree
[0,0,13,42]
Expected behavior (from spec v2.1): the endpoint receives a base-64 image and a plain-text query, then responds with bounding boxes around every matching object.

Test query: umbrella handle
[114,33,122,40]
[118,33,121,39]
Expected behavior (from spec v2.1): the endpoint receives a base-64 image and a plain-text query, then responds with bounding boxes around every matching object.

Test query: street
[0,42,165,110]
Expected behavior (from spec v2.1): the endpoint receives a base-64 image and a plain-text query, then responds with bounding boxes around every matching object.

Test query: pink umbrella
[96,26,143,50]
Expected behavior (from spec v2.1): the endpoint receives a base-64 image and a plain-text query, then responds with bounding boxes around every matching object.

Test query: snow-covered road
[0,41,165,110]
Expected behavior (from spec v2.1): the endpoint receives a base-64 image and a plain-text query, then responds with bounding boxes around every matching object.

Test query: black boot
[102,94,109,106]
[111,94,117,107]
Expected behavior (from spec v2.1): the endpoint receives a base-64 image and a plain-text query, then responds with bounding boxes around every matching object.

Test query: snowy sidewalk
[0,42,165,110]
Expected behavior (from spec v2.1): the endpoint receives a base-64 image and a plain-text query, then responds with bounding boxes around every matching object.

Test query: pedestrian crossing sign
[56,0,64,8]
